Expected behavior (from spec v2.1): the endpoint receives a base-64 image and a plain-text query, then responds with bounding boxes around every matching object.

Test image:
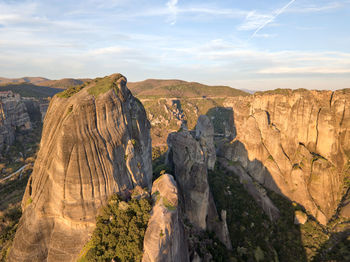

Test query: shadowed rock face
[166,115,232,250]
[142,174,189,262]
[0,91,31,149]
[8,74,152,262]
[222,89,350,224]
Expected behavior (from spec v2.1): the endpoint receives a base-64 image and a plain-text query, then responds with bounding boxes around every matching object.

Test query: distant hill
[0,83,62,98]
[37,78,86,89]
[0,77,90,89]
[128,79,249,98]
[0,77,49,85]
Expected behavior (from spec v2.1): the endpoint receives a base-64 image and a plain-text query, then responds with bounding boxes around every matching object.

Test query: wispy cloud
[166,0,178,25]
[259,67,350,74]
[288,1,343,13]
[251,0,296,37]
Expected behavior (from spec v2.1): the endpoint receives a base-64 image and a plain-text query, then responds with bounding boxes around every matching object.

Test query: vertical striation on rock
[166,115,232,249]
[8,74,152,262]
[142,174,189,262]
[222,89,350,224]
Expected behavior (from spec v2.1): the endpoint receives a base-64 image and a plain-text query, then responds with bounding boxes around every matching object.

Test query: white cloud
[259,67,350,74]
[167,0,178,25]
[288,1,343,13]
[251,0,296,37]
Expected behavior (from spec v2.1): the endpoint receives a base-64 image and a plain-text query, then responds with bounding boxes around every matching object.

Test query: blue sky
[0,0,349,90]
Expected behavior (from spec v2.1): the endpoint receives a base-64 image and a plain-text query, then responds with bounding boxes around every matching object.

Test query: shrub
[57,84,86,98]
[79,194,151,262]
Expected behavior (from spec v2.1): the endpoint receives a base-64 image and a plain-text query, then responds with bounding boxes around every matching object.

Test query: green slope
[128,79,249,98]
[0,83,62,98]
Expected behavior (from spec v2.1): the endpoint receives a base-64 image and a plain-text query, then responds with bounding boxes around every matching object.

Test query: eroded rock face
[196,115,216,170]
[166,115,231,249]
[8,74,152,262]
[0,91,31,149]
[222,89,350,224]
[142,174,189,262]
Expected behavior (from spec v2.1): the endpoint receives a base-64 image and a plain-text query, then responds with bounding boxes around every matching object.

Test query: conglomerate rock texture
[8,74,152,262]
[221,89,350,224]
[142,174,189,262]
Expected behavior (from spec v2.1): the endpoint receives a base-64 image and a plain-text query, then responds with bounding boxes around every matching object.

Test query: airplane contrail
[251,0,296,38]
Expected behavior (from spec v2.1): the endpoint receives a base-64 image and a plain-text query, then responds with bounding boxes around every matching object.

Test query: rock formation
[142,174,189,262]
[222,89,350,224]
[8,74,152,262]
[166,115,232,249]
[0,91,31,150]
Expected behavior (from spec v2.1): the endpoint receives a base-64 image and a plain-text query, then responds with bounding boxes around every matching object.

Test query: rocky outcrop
[166,115,231,249]
[8,74,152,262]
[222,89,350,224]
[0,91,31,149]
[195,115,216,170]
[142,174,189,262]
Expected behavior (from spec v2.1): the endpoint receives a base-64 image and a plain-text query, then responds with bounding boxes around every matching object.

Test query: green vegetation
[208,163,310,261]
[129,79,249,99]
[206,107,234,135]
[0,83,61,98]
[0,207,22,261]
[78,194,151,262]
[151,146,172,182]
[87,74,122,97]
[162,197,177,211]
[208,161,350,261]
[0,116,41,261]
[57,83,86,98]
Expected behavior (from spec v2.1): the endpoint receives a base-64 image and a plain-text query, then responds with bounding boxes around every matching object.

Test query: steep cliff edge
[8,74,152,261]
[222,89,350,224]
[142,174,189,262]
[166,115,232,251]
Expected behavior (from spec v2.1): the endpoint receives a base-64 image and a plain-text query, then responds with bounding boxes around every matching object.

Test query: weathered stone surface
[0,91,31,149]
[8,74,152,262]
[294,210,308,225]
[166,115,231,249]
[142,174,189,262]
[222,89,350,224]
[195,115,216,170]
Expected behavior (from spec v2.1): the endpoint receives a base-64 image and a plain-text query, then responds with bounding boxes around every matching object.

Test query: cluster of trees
[80,194,151,262]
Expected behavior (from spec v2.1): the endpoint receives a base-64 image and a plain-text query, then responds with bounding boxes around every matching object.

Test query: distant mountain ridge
[0,77,90,89]
[128,79,249,98]
[0,83,63,98]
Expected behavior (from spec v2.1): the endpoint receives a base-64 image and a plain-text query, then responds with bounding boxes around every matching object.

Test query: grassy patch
[87,75,122,97]
[57,83,86,98]
[162,197,177,211]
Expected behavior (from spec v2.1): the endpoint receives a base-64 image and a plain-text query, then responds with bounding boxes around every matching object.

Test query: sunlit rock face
[222,89,350,225]
[142,174,189,262]
[8,74,152,262]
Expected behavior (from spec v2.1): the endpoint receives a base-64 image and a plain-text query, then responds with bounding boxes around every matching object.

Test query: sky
[0,0,349,90]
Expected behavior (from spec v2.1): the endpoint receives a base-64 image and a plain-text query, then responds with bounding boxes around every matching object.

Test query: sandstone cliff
[0,91,31,150]
[221,89,350,224]
[166,115,232,250]
[8,74,152,261]
[142,174,189,262]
